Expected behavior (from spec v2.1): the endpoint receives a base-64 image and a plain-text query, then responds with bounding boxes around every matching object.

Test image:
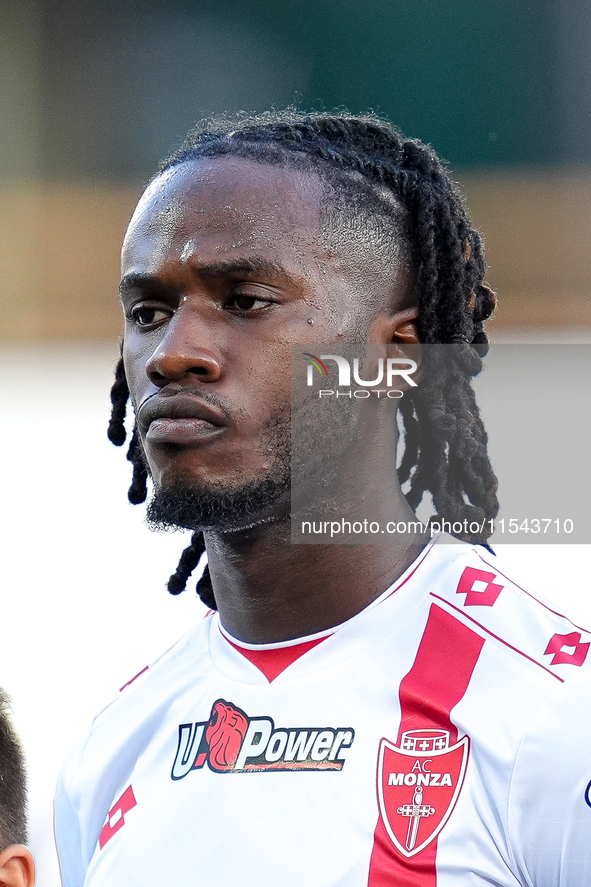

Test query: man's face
[120,156,408,531]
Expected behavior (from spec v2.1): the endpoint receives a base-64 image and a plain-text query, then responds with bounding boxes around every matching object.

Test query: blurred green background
[2,0,591,337]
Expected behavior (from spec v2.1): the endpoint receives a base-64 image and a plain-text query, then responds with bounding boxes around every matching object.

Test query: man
[0,690,35,887]
[55,112,590,885]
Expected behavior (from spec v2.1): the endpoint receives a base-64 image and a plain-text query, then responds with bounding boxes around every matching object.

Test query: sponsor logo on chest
[171,699,355,778]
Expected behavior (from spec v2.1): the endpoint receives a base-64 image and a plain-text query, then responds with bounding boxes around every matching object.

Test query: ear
[0,846,35,887]
[390,307,420,345]
[368,306,421,345]
[385,308,423,393]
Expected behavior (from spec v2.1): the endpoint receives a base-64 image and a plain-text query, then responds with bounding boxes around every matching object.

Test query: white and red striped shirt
[54,539,591,886]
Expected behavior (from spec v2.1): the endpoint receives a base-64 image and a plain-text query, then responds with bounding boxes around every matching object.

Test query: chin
[146,473,291,534]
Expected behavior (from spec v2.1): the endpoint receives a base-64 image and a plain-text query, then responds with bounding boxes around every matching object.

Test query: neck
[204,494,429,644]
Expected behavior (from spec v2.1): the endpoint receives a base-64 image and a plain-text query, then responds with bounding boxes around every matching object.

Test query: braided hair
[108,110,498,610]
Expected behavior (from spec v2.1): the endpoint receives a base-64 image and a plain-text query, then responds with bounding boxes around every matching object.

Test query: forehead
[122,156,328,272]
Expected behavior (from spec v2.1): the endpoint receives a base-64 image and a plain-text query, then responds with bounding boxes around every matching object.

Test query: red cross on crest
[456,567,503,607]
[544,631,589,667]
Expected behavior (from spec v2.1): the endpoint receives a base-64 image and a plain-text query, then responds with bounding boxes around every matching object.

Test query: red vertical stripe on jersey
[368,604,485,887]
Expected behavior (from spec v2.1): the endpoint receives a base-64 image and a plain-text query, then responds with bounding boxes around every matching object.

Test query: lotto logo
[456,567,503,607]
[544,631,589,667]
[171,699,355,778]
[98,785,137,849]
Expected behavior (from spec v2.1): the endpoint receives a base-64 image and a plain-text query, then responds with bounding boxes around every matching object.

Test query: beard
[143,377,378,535]
[145,406,292,533]
[146,472,291,533]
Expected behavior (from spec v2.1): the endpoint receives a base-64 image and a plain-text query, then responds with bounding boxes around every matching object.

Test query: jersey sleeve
[54,732,92,887]
[53,693,124,887]
[508,670,591,886]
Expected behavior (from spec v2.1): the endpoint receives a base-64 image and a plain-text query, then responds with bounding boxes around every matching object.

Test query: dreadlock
[108,110,498,609]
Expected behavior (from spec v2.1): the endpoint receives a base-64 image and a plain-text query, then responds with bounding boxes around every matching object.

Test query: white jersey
[507,666,591,887]
[54,540,591,886]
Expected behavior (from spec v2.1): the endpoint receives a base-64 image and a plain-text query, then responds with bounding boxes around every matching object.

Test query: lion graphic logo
[205,700,249,771]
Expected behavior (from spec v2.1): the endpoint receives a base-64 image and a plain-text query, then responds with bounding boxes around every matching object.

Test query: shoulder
[508,668,591,886]
[57,613,215,788]
[101,612,215,714]
[55,612,217,870]
[423,539,591,685]
[416,542,591,885]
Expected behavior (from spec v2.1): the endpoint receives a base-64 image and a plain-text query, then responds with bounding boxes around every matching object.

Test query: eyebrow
[197,257,289,279]
[119,256,293,298]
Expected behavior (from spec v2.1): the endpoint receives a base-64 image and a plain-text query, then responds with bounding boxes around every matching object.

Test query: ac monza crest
[377,729,469,858]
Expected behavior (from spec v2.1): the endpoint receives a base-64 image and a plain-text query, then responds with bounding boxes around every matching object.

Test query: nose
[145,306,222,387]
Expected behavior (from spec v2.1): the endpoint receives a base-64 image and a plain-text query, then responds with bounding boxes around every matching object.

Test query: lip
[139,394,227,446]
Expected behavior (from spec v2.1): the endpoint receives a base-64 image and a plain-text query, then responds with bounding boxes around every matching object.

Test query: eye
[226,292,272,312]
[129,304,171,327]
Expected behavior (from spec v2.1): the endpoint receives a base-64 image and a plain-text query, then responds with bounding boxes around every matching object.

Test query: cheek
[122,344,146,413]
[237,341,292,398]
